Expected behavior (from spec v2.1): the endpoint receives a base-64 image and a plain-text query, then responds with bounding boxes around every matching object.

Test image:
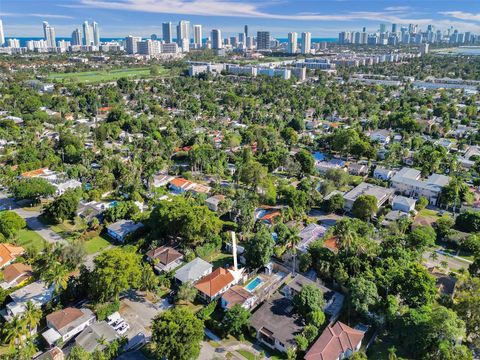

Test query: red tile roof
[169,177,193,189]
[47,308,84,331]
[195,267,235,298]
[261,210,281,224]
[2,263,33,284]
[146,246,182,266]
[0,244,25,268]
[304,322,365,360]
[20,167,48,178]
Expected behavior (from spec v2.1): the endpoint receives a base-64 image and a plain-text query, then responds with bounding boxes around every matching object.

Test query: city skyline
[1,0,480,38]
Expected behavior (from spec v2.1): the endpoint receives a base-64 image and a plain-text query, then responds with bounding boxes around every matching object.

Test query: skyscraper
[71,28,81,46]
[193,25,202,47]
[177,20,190,46]
[125,35,141,54]
[244,25,248,38]
[82,21,92,46]
[43,21,56,48]
[256,31,270,50]
[162,22,173,43]
[301,32,311,54]
[287,32,297,54]
[391,23,397,33]
[211,29,222,50]
[0,20,5,47]
[92,21,100,46]
[379,23,387,33]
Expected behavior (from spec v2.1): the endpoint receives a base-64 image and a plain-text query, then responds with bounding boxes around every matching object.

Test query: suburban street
[0,191,67,245]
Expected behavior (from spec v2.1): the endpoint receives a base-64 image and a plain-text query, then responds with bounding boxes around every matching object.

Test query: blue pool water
[245,277,263,292]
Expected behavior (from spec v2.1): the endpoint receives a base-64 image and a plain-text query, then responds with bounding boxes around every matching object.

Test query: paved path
[0,192,67,245]
[422,249,471,272]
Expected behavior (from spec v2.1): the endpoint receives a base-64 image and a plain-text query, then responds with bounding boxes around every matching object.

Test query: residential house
[221,285,255,310]
[0,263,33,289]
[250,293,303,353]
[146,246,183,273]
[169,177,194,193]
[297,224,327,253]
[282,274,344,322]
[152,174,175,188]
[42,308,95,347]
[304,322,365,360]
[390,167,450,205]
[206,195,226,212]
[54,180,82,196]
[75,321,118,353]
[0,243,25,268]
[343,182,395,212]
[347,163,369,176]
[34,347,64,360]
[369,129,391,145]
[190,183,212,195]
[429,267,458,298]
[194,267,242,302]
[106,220,143,242]
[4,281,55,320]
[373,167,395,181]
[392,195,416,213]
[174,258,213,285]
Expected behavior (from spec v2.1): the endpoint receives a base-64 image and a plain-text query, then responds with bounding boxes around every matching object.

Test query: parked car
[116,322,130,335]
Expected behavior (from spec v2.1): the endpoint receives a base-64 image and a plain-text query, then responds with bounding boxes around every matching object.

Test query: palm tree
[22,301,42,335]
[2,315,25,348]
[42,261,70,294]
[286,227,301,274]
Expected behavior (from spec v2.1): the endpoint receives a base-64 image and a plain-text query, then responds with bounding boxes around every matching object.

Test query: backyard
[83,236,111,254]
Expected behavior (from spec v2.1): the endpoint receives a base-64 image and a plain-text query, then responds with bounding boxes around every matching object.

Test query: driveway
[308,209,344,227]
[119,290,171,340]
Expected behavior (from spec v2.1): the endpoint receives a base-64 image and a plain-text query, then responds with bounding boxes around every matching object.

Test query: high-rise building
[125,35,141,54]
[238,32,245,44]
[211,29,222,50]
[256,31,270,50]
[137,39,161,56]
[177,20,190,46]
[0,20,5,47]
[71,28,81,46]
[193,25,202,47]
[391,23,397,33]
[301,32,311,54]
[8,38,20,48]
[43,21,56,48]
[244,25,248,38]
[287,32,297,54]
[162,22,173,43]
[82,21,92,46]
[92,21,100,46]
[379,23,387,33]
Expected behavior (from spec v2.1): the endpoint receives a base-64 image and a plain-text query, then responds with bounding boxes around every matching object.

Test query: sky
[1,0,480,38]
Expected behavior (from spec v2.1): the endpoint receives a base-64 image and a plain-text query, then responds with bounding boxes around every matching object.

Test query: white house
[392,195,416,213]
[390,167,450,205]
[374,166,395,180]
[42,308,95,346]
[369,129,391,145]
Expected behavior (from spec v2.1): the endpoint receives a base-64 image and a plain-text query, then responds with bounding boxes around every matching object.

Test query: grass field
[83,236,111,254]
[16,229,47,252]
[47,67,166,84]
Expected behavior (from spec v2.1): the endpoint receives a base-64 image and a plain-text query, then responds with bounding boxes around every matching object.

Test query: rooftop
[195,267,235,297]
[146,246,182,266]
[221,285,253,309]
[304,321,365,360]
[343,182,394,205]
[0,243,25,268]
[75,321,117,353]
[106,220,143,237]
[175,257,212,284]
[250,293,303,348]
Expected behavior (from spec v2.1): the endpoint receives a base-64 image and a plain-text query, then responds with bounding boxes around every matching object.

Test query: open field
[47,67,167,83]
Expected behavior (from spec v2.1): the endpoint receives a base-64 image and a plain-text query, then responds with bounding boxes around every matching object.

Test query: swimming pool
[245,277,263,292]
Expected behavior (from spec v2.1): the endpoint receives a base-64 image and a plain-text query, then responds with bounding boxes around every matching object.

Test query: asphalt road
[422,248,471,272]
[0,191,67,245]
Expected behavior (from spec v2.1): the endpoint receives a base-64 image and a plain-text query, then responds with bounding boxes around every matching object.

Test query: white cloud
[0,12,74,19]
[384,6,411,12]
[440,11,480,22]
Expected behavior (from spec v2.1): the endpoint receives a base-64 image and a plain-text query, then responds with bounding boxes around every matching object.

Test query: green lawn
[16,229,47,252]
[83,236,111,254]
[237,349,257,360]
[47,67,168,84]
[203,252,234,269]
